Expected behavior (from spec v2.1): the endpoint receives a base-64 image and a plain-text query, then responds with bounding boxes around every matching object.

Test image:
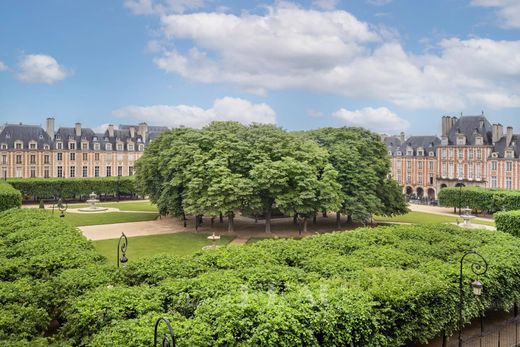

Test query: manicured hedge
[7,176,136,200]
[0,181,21,211]
[495,210,520,237]
[0,209,107,345]
[61,224,520,346]
[438,187,520,212]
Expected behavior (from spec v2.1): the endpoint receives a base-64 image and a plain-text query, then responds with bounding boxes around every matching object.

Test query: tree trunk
[347,214,353,225]
[211,217,215,228]
[293,214,297,225]
[182,213,187,228]
[336,212,341,228]
[312,213,317,224]
[303,217,308,233]
[227,212,235,233]
[195,215,199,231]
[265,208,272,233]
[322,211,327,218]
[454,207,457,214]
[220,213,223,223]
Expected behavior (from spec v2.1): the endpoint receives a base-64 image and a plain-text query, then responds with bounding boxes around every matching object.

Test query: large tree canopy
[135,122,406,232]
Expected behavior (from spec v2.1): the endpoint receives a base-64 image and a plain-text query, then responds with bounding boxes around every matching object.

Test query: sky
[0,0,519,136]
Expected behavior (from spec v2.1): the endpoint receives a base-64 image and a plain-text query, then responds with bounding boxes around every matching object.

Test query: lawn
[67,201,158,212]
[92,232,234,263]
[48,211,159,226]
[374,211,495,226]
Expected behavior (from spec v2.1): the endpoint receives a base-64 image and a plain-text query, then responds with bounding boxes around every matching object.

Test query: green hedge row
[0,181,21,211]
[495,210,520,237]
[438,187,520,212]
[7,177,137,200]
[0,209,107,345]
[63,224,520,346]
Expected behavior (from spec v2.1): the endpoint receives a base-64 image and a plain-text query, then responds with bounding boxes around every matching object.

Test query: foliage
[438,187,520,212]
[62,224,520,346]
[0,180,22,211]
[7,176,136,200]
[495,210,520,237]
[0,209,106,345]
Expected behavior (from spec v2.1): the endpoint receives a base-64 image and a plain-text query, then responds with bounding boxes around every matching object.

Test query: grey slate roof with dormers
[492,134,520,159]
[384,136,402,156]
[403,136,441,156]
[447,116,493,145]
[0,124,53,149]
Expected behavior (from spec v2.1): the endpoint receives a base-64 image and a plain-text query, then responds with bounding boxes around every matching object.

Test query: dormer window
[94,143,100,151]
[492,152,498,158]
[29,143,36,150]
[506,150,514,159]
[69,142,76,150]
[56,135,61,140]
[44,145,49,150]
[15,142,23,150]
[457,137,466,145]
[138,144,144,152]
[56,142,63,150]
[406,149,413,156]
[104,137,108,141]
[397,151,402,156]
[128,144,134,151]
[82,142,88,150]
[388,151,392,156]
[93,136,98,141]
[429,151,435,157]
[475,137,483,145]
[417,150,424,156]
[39,134,44,139]
[106,143,112,151]
[117,144,123,151]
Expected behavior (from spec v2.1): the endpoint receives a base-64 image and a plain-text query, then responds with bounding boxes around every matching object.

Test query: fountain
[78,192,108,212]
[460,207,476,227]
[202,232,221,250]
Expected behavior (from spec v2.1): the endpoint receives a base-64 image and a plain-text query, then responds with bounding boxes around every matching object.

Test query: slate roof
[384,136,402,156]
[0,124,53,149]
[447,116,493,145]
[404,136,441,155]
[492,134,520,159]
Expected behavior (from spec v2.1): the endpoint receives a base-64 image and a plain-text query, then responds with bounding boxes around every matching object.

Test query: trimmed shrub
[7,176,136,200]
[495,210,520,237]
[0,181,22,211]
[438,187,520,212]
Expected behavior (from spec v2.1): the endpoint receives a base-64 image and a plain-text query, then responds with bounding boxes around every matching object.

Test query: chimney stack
[46,117,55,139]
[492,124,503,144]
[138,122,148,143]
[507,126,513,147]
[129,126,135,138]
[400,131,405,144]
[75,122,81,137]
[108,124,114,137]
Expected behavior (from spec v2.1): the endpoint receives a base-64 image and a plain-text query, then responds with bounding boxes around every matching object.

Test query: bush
[0,181,22,211]
[7,176,136,200]
[438,187,520,212]
[61,224,520,346]
[495,210,520,237]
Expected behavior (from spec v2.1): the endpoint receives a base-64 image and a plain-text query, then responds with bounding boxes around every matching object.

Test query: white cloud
[16,54,71,84]
[148,2,520,111]
[92,124,119,134]
[333,107,409,133]
[112,97,276,128]
[124,0,205,15]
[0,61,7,71]
[471,0,520,28]
[367,0,392,5]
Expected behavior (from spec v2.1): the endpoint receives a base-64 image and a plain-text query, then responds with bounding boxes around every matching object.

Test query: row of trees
[135,122,407,232]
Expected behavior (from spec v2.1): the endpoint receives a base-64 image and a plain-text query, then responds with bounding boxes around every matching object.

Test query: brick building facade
[385,115,519,200]
[0,118,168,179]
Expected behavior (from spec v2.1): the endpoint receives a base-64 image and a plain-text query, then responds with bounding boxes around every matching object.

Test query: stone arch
[405,186,413,196]
[427,188,436,200]
[440,184,448,189]
[416,187,424,199]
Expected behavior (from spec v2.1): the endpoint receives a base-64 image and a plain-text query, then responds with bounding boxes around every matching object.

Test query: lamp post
[458,250,488,347]
[117,232,128,268]
[154,317,176,347]
[53,198,68,218]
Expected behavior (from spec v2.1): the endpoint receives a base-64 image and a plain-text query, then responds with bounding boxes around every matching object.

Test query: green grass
[48,211,159,226]
[67,201,158,212]
[92,232,234,262]
[374,211,495,226]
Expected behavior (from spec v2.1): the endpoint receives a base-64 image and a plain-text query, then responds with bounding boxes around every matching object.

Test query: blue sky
[0,0,519,136]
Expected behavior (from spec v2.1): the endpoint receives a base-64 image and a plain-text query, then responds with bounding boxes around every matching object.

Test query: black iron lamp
[117,232,128,268]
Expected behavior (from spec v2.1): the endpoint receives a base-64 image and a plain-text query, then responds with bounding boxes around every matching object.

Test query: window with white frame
[69,142,76,150]
[106,143,112,151]
[506,176,512,189]
[94,143,100,150]
[491,176,497,188]
[448,162,454,177]
[491,161,497,171]
[506,161,513,172]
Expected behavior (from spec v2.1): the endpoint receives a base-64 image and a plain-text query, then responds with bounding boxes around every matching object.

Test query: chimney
[75,122,81,137]
[108,124,114,137]
[129,126,135,138]
[507,126,513,147]
[492,124,503,144]
[400,131,405,144]
[138,122,148,143]
[46,117,55,138]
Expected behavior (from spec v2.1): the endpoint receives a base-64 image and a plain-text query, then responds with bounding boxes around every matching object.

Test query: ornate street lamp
[458,250,488,347]
[53,198,68,218]
[117,232,128,268]
[154,317,176,347]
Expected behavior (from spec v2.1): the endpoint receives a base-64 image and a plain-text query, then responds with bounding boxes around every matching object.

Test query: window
[56,142,63,150]
[506,151,514,159]
[117,166,123,176]
[70,166,76,178]
[30,155,36,164]
[442,162,447,177]
[44,155,49,164]
[106,166,112,177]
[417,150,424,156]
[491,161,497,171]
[94,143,100,150]
[418,161,423,170]
[429,161,434,171]
[1,144,6,149]
[406,149,413,156]
[469,164,474,179]
[94,166,100,177]
[506,161,513,172]
[83,153,88,161]
[82,142,88,150]
[477,149,482,160]
[57,166,63,178]
[30,167,36,178]
[82,166,88,177]
[406,160,412,170]
[15,143,22,150]
[457,137,465,145]
[429,174,434,185]
[94,153,100,161]
[429,151,435,157]
[458,149,463,160]
[44,168,49,178]
[469,150,474,160]
[458,164,464,178]
[70,152,76,161]
[128,144,134,151]
[449,149,454,159]
[15,167,22,178]
[44,144,49,150]
[448,162,454,178]
[69,142,76,150]
[138,144,144,151]
[1,155,6,165]
[475,137,483,145]
[476,165,481,179]
[57,152,63,161]
[442,149,447,158]
[106,143,112,151]
[30,143,36,149]
[491,176,497,188]
[117,144,123,151]
[16,155,22,164]
[129,166,134,176]
[506,177,513,190]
